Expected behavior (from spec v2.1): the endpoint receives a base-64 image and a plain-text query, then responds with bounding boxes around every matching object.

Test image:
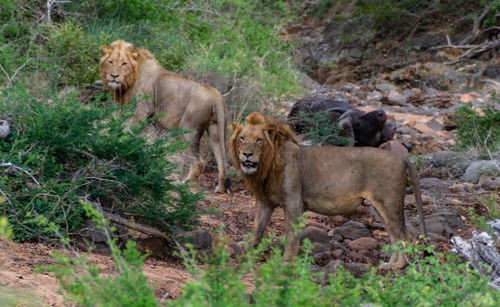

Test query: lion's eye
[239,136,245,142]
[256,138,263,143]
[121,62,127,66]
[108,60,113,65]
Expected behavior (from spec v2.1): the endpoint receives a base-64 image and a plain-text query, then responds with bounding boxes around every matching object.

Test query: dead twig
[0,58,33,89]
[0,162,41,187]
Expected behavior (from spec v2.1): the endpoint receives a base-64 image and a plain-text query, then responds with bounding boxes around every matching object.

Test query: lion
[230,112,427,269]
[100,40,230,193]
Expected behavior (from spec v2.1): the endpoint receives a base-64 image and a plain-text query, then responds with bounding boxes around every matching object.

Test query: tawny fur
[100,40,230,193]
[230,112,427,269]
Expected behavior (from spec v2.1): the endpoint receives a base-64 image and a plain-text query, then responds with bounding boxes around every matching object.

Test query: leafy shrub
[0,87,201,241]
[467,194,500,235]
[298,110,352,146]
[44,21,102,85]
[36,205,158,306]
[455,96,500,153]
[174,232,499,306]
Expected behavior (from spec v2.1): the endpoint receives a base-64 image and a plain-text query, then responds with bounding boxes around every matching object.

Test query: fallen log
[451,221,500,290]
[79,196,173,245]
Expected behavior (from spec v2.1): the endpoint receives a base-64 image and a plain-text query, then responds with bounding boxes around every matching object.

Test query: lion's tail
[404,158,427,238]
[214,96,231,190]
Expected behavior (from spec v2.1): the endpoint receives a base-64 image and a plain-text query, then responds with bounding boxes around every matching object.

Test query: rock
[425,87,439,96]
[478,175,500,191]
[334,221,371,241]
[313,251,332,266]
[382,90,408,106]
[80,220,108,243]
[462,160,500,183]
[322,260,368,278]
[375,83,397,92]
[297,71,321,90]
[332,249,344,258]
[419,177,449,194]
[177,229,212,252]
[0,119,10,139]
[484,63,500,79]
[347,237,379,250]
[402,89,416,97]
[311,242,331,254]
[423,209,465,237]
[339,84,354,92]
[299,226,331,247]
[430,151,461,167]
[379,140,408,156]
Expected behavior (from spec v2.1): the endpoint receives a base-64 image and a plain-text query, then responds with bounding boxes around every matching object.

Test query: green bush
[173,233,499,306]
[36,205,158,306]
[298,110,352,146]
[44,21,102,85]
[455,95,500,153]
[0,87,201,241]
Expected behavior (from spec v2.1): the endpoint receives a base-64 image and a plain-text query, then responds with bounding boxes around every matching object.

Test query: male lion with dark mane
[100,40,230,193]
[230,112,427,269]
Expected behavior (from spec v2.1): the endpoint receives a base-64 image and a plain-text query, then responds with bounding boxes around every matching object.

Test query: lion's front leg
[252,198,274,248]
[281,142,304,261]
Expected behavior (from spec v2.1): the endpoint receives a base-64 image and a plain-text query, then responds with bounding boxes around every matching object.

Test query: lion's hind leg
[370,196,410,270]
[183,130,205,182]
[207,123,228,193]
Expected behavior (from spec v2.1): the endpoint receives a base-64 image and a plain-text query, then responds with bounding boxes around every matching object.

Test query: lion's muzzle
[240,158,258,174]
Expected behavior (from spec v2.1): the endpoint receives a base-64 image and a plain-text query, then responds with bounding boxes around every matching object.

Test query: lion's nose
[110,73,119,79]
[243,152,253,158]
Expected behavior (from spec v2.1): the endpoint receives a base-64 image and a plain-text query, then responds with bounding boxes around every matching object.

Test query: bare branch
[0,162,41,187]
[80,196,173,244]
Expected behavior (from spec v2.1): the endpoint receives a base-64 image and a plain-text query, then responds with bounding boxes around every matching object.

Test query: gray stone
[402,89,416,97]
[178,230,212,251]
[430,151,460,167]
[339,84,354,92]
[425,87,439,96]
[462,160,500,183]
[382,90,408,106]
[419,177,449,194]
[323,260,367,277]
[479,176,500,191]
[299,226,331,247]
[334,221,371,240]
[424,210,465,237]
[376,83,397,92]
[347,237,379,250]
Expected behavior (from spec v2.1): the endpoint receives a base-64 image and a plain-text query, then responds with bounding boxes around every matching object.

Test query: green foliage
[174,236,500,306]
[44,21,102,85]
[0,216,13,240]
[0,87,201,241]
[36,205,158,306]
[1,0,304,121]
[467,194,500,235]
[298,111,352,146]
[455,96,500,153]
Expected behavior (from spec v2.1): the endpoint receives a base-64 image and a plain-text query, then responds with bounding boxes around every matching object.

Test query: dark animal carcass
[287,97,395,147]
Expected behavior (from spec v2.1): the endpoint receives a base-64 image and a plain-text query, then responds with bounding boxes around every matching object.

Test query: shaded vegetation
[0,88,200,241]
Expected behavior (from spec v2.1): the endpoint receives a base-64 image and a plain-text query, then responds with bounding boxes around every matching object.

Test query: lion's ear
[129,48,139,60]
[230,124,242,132]
[263,124,278,141]
[101,45,111,57]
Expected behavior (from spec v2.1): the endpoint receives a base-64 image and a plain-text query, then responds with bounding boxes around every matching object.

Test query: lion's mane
[230,112,297,203]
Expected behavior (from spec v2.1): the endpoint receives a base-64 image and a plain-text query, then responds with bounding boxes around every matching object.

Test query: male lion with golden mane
[230,112,427,269]
[100,40,230,193]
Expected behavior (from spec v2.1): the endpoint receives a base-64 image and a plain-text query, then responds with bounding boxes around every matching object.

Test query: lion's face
[234,126,266,175]
[100,40,139,92]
